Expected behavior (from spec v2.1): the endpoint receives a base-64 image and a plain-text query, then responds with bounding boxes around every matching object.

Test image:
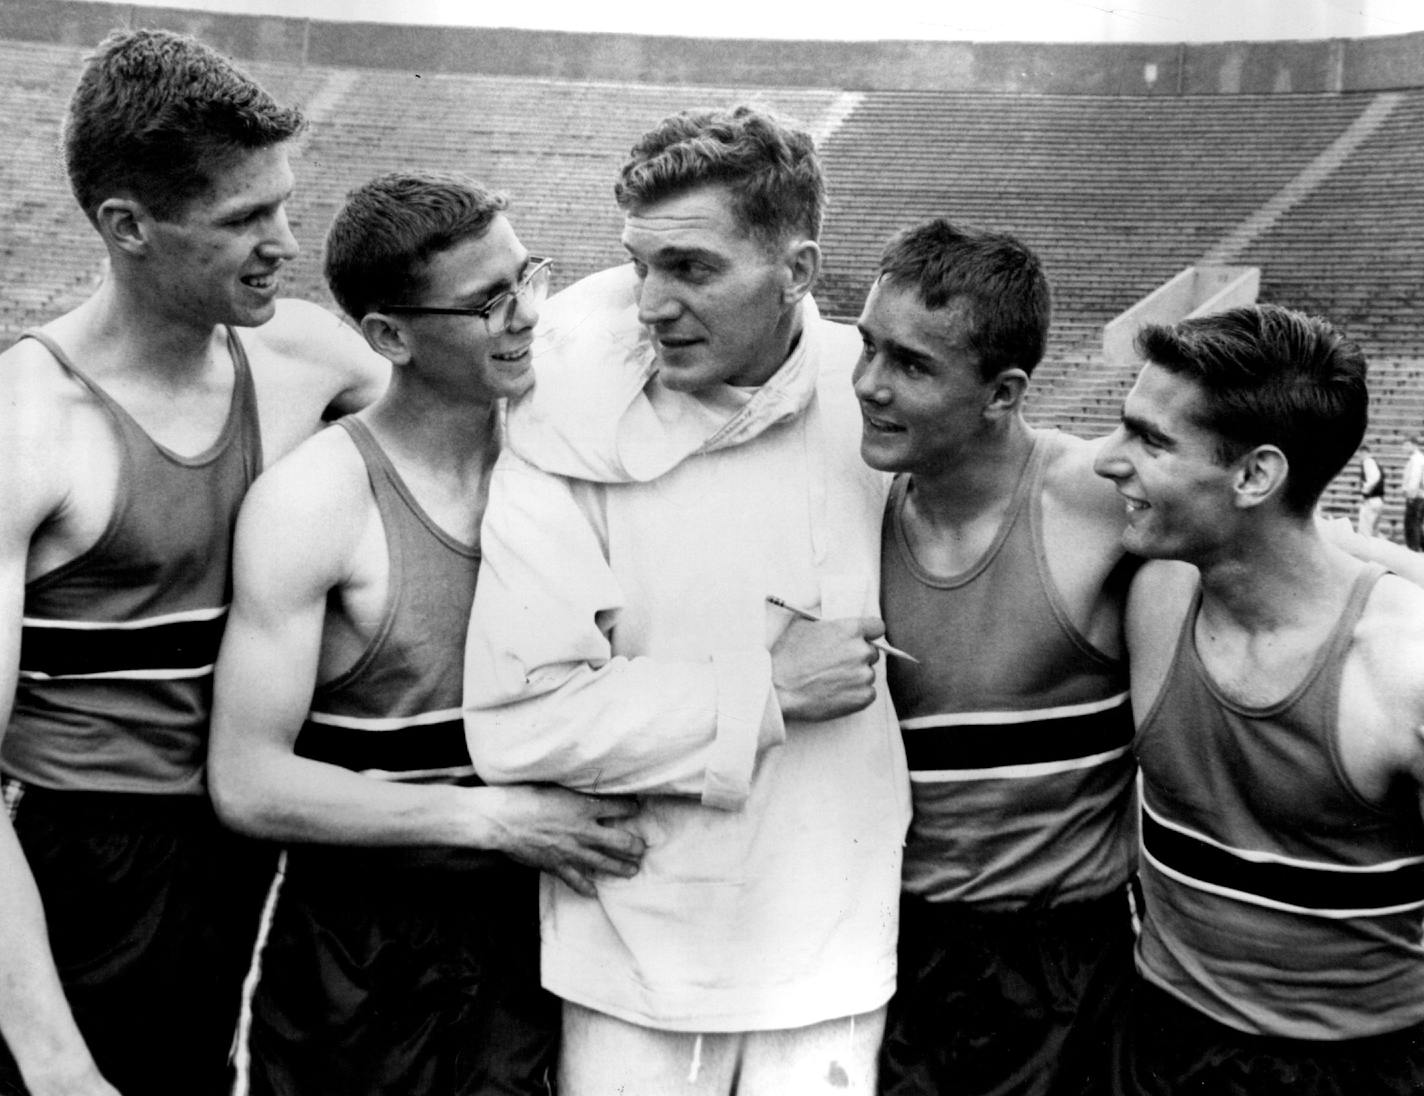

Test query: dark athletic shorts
[0,783,278,1096]
[238,846,558,1096]
[1111,979,1424,1096]
[879,886,1136,1096]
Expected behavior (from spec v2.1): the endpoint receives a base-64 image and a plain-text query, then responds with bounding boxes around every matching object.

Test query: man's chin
[654,359,712,393]
[859,433,908,474]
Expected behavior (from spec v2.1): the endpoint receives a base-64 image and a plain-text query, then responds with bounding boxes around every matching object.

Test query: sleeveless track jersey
[293,417,481,789]
[6,328,261,794]
[1136,564,1424,1040]
[242,420,550,1095]
[883,431,1135,908]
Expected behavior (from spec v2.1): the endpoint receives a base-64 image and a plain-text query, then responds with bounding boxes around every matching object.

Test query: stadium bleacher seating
[1,35,1419,527]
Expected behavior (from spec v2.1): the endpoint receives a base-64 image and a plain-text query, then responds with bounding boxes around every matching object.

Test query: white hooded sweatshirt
[463,265,910,1032]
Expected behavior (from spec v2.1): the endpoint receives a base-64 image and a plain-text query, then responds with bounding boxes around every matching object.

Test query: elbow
[207,757,282,839]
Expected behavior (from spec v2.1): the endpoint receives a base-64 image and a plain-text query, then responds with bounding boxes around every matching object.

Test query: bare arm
[208,443,642,895]
[1316,512,1424,587]
[0,373,118,1096]
[246,301,390,465]
[272,298,389,416]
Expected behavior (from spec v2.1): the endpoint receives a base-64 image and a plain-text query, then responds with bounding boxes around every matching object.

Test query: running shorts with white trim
[879,887,1135,1096]
[238,847,557,1096]
[1110,979,1424,1096]
[0,782,278,1096]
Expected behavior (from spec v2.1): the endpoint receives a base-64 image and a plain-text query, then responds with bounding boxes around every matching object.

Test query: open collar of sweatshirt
[507,264,824,484]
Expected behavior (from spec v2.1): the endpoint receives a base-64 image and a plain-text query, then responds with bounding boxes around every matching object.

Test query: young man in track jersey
[1095,304,1424,1095]
[210,171,644,1096]
[0,29,386,1096]
[856,219,1137,1096]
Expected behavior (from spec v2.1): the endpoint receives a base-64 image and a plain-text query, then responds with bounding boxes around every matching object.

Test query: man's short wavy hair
[614,105,824,249]
[65,28,305,224]
[877,218,1052,382]
[1136,304,1368,515]
[324,170,509,323]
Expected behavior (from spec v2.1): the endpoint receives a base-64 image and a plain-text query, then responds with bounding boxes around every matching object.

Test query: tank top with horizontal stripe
[1136,563,1424,1039]
[6,328,261,794]
[883,430,1135,909]
[294,417,481,789]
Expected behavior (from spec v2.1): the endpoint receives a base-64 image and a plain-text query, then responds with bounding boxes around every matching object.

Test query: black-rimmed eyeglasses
[381,256,554,335]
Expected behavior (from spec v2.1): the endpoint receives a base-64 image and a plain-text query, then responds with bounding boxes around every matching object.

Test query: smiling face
[620,184,799,392]
[144,142,299,329]
[1093,362,1242,563]
[393,215,538,402]
[852,278,997,476]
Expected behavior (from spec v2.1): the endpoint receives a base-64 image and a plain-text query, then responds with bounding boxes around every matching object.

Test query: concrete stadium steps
[249,65,849,310]
[1,36,1420,530]
[0,41,106,334]
[812,90,1375,324]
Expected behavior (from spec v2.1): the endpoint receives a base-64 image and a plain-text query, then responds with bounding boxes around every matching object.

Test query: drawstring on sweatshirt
[687,1032,705,1084]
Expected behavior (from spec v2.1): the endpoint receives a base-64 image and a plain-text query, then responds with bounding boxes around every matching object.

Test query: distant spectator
[1403,434,1424,551]
[1358,441,1384,536]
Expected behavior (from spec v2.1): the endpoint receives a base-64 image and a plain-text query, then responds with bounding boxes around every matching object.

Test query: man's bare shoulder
[0,336,105,516]
[1041,431,1129,532]
[1357,573,1424,686]
[1126,559,1197,622]
[232,420,376,597]
[1342,572,1424,793]
[241,420,368,530]
[238,299,388,463]
[0,335,69,412]
[246,298,385,383]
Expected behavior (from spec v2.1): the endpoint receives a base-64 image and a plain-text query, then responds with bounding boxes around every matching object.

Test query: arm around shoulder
[259,298,389,416]
[1317,512,1424,588]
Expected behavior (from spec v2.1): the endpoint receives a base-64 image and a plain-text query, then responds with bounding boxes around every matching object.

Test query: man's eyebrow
[224,186,293,219]
[452,255,531,306]
[1122,410,1171,445]
[859,325,933,367]
[622,242,723,264]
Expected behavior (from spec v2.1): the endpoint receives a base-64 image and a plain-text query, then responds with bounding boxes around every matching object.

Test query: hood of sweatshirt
[506,263,826,484]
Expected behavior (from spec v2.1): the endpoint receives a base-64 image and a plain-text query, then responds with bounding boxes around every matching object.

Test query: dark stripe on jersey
[904,704,1133,772]
[295,717,475,776]
[19,615,225,676]
[1142,808,1424,912]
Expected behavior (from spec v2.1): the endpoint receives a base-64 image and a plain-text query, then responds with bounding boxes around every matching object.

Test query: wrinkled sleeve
[463,452,785,810]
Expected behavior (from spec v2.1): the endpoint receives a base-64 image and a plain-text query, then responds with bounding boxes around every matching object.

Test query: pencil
[765,595,920,663]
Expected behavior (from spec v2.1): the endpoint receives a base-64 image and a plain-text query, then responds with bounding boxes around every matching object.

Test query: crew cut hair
[1136,303,1368,514]
[615,104,824,248]
[877,217,1052,380]
[64,28,305,223]
[324,170,509,322]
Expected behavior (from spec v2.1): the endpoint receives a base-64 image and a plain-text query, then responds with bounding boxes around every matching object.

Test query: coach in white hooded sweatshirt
[463,105,910,1095]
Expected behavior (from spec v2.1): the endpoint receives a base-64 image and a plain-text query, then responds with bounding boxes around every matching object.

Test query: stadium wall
[3,0,1423,96]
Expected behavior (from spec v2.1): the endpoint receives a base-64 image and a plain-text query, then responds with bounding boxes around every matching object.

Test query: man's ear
[95,198,150,257]
[359,312,413,367]
[984,368,1030,420]
[780,239,822,306]
[1233,445,1289,509]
